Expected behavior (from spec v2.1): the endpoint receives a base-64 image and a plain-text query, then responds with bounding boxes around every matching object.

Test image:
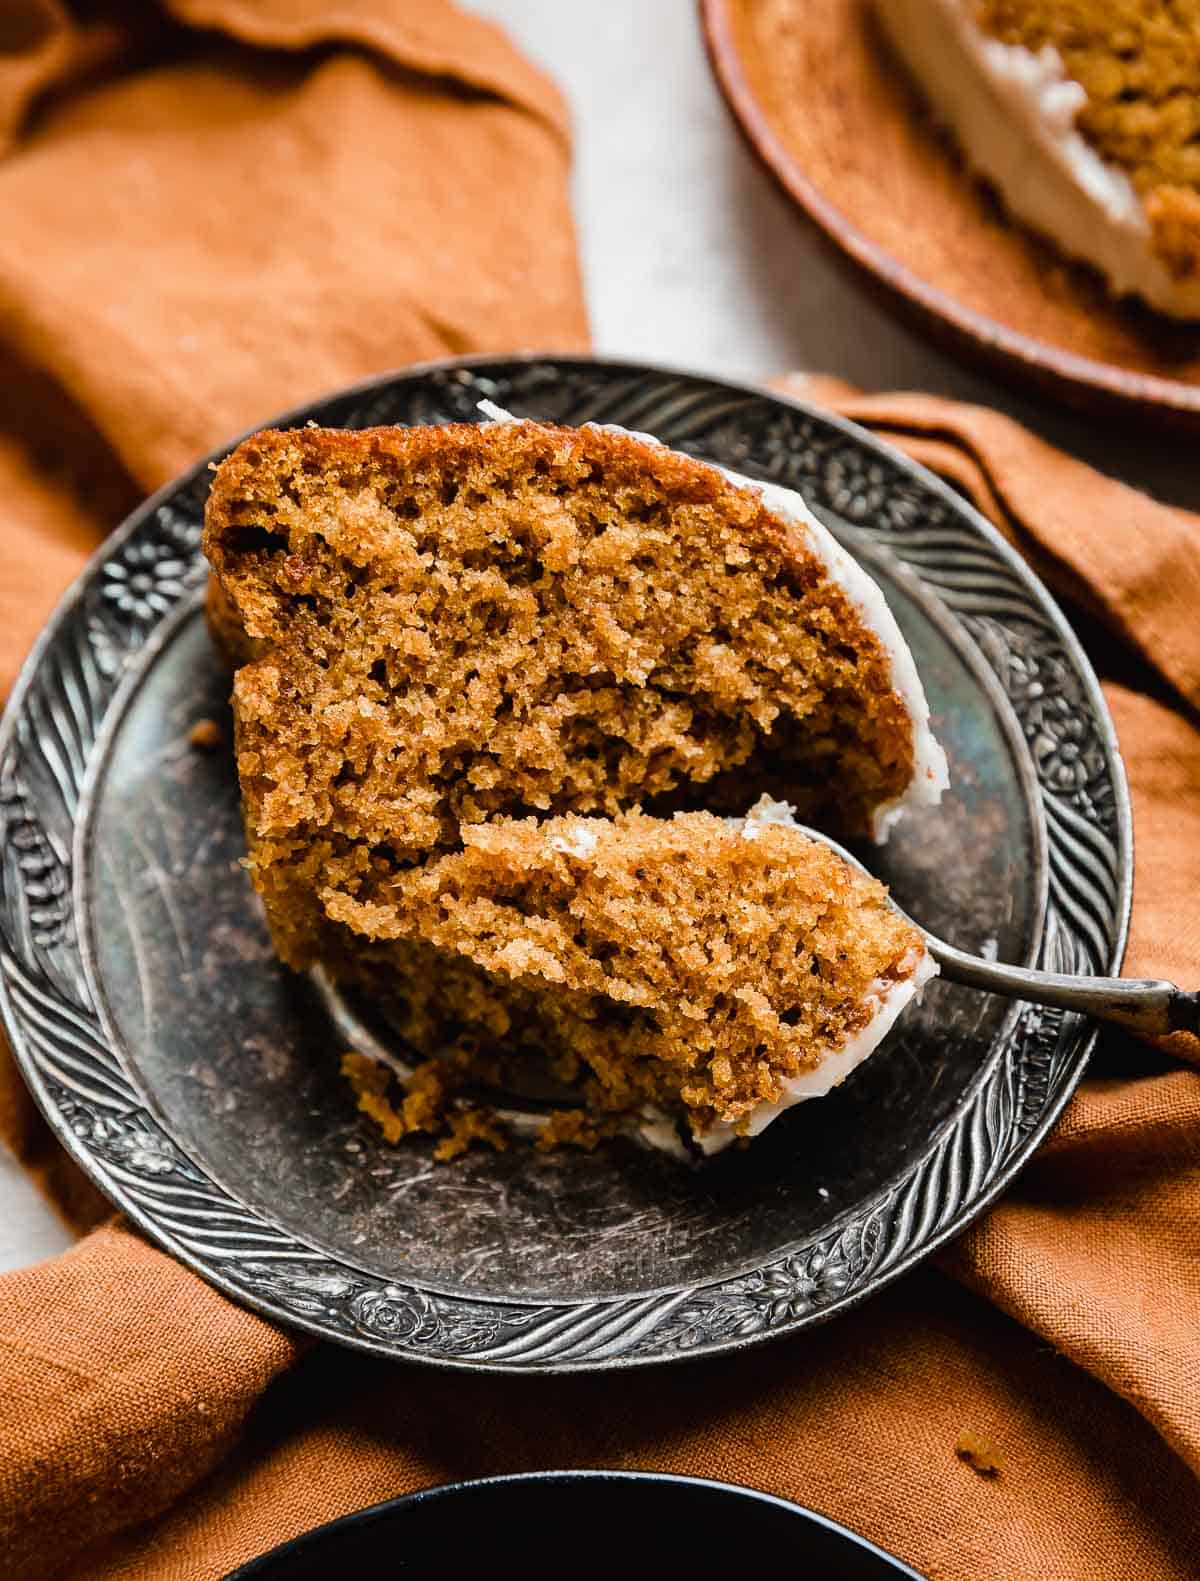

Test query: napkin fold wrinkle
[0,6,1198,1580]
[0,0,587,695]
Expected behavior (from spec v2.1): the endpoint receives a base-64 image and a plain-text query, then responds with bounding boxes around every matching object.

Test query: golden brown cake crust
[204,419,917,971]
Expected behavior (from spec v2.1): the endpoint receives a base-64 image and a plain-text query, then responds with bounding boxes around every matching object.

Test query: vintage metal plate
[0,357,1131,1369]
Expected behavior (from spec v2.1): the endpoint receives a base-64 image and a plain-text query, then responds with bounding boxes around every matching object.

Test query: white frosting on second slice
[873,0,1200,319]
[691,949,937,1156]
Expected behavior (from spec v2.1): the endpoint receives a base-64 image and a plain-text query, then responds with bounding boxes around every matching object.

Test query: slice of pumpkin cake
[204,416,944,968]
[332,799,933,1155]
[203,413,944,1154]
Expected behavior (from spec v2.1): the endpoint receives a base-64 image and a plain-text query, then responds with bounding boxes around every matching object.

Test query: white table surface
[3,0,1194,1274]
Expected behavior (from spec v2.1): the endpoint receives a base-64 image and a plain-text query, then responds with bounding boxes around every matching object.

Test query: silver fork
[806,826,1200,1042]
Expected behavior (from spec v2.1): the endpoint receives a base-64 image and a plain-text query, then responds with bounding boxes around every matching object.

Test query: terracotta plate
[0,356,1130,1371]
[702,0,1200,429]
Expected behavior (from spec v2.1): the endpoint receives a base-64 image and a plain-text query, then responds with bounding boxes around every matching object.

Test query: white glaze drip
[873,0,1200,318]
[480,401,948,838]
[693,948,938,1155]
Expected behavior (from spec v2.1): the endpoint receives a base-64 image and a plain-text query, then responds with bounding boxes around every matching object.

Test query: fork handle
[928,938,1200,1041]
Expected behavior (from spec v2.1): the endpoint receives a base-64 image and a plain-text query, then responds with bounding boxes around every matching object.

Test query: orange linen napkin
[1,7,1199,1581]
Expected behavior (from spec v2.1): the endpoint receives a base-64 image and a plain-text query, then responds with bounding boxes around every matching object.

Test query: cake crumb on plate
[188,717,223,750]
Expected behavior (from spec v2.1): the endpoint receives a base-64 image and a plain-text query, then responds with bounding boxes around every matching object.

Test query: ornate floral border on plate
[0,357,1131,1370]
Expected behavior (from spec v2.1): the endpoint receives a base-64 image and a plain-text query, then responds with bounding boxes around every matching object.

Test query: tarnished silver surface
[0,357,1131,1369]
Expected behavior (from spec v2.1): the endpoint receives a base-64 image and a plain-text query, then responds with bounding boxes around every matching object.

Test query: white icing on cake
[636,1107,693,1161]
[693,946,937,1155]
[723,466,947,839]
[476,397,517,423]
[619,795,939,1160]
[684,793,937,1155]
[636,943,937,1160]
[479,402,948,841]
[735,792,799,840]
[873,0,1200,319]
[549,823,599,859]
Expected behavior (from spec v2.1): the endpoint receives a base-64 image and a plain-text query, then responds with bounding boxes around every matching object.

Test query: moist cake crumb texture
[205,419,933,1155]
[330,805,925,1146]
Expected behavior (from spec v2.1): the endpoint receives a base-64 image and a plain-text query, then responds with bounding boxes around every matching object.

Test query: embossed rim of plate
[700,0,1200,430]
[0,354,1132,1371]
